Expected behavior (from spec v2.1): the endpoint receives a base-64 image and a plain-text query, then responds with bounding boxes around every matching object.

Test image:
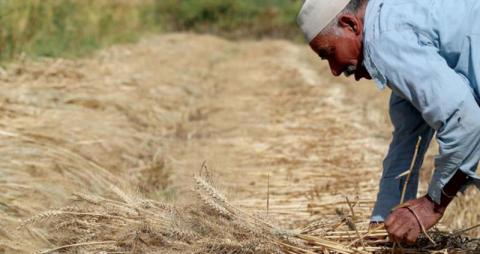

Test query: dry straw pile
[18,171,480,253]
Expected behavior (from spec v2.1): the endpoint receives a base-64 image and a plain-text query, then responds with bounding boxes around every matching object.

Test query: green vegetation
[157,0,303,40]
[0,0,160,61]
[0,0,302,62]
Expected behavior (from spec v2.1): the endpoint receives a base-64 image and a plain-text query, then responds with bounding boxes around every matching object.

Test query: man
[298,0,480,244]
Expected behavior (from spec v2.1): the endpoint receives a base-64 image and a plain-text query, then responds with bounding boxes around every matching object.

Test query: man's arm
[368,28,480,243]
[369,28,480,204]
[371,93,434,222]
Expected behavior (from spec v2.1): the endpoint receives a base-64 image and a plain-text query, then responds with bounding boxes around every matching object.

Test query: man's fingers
[384,212,396,228]
[395,224,412,243]
[388,224,409,243]
[386,221,404,243]
[390,233,402,244]
[385,209,408,231]
[405,227,420,244]
[385,208,421,244]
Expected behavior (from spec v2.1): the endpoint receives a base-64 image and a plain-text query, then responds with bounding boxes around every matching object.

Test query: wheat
[73,193,102,204]
[195,176,228,204]
[20,210,65,227]
[39,241,116,254]
[197,192,232,218]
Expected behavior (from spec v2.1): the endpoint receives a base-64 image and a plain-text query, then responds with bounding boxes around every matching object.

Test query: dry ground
[0,34,477,253]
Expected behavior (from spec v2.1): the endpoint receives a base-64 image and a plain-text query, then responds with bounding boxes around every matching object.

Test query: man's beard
[343,65,357,77]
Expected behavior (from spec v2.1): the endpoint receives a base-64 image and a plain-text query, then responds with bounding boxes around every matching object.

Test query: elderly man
[298,0,480,244]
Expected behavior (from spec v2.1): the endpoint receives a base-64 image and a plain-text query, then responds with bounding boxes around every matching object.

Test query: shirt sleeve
[367,28,480,204]
[371,92,434,222]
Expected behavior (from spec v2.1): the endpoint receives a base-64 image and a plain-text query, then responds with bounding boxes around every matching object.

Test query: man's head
[298,0,370,81]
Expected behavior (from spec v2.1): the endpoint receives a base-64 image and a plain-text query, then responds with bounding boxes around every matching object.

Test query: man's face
[309,15,371,81]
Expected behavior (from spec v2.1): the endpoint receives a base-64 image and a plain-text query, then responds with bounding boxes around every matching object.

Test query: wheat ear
[20,210,65,227]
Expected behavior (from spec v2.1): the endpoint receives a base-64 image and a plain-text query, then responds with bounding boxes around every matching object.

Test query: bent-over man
[298,0,480,244]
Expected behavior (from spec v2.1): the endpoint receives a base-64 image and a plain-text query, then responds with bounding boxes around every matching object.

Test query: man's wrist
[425,194,449,214]
[428,170,470,213]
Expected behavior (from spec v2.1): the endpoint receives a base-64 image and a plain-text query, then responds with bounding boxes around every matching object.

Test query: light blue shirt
[363,0,480,221]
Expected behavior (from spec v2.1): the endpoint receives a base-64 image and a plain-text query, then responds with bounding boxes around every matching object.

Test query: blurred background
[0,0,302,62]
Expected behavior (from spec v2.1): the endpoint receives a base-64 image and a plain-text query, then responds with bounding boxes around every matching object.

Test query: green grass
[156,0,303,39]
[0,0,161,61]
[0,0,302,62]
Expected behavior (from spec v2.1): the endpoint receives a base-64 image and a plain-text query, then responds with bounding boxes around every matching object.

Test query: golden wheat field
[0,33,478,253]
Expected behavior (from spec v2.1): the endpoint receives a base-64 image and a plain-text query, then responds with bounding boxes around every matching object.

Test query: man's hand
[385,195,446,244]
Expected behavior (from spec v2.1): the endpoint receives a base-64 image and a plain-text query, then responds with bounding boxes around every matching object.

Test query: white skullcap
[297,0,350,42]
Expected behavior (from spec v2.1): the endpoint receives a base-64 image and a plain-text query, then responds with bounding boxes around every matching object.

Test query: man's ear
[338,14,362,35]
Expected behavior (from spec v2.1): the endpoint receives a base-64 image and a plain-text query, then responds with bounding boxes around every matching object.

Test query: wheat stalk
[399,137,422,204]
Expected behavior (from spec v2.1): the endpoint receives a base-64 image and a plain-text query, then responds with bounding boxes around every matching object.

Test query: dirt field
[0,34,477,253]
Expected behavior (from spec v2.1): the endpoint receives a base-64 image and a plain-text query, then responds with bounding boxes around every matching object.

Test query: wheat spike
[195,177,228,204]
[167,228,198,242]
[197,192,232,218]
[20,210,65,227]
[109,183,134,204]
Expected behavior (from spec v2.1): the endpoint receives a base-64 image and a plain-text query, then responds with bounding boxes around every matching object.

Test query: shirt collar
[362,0,388,90]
